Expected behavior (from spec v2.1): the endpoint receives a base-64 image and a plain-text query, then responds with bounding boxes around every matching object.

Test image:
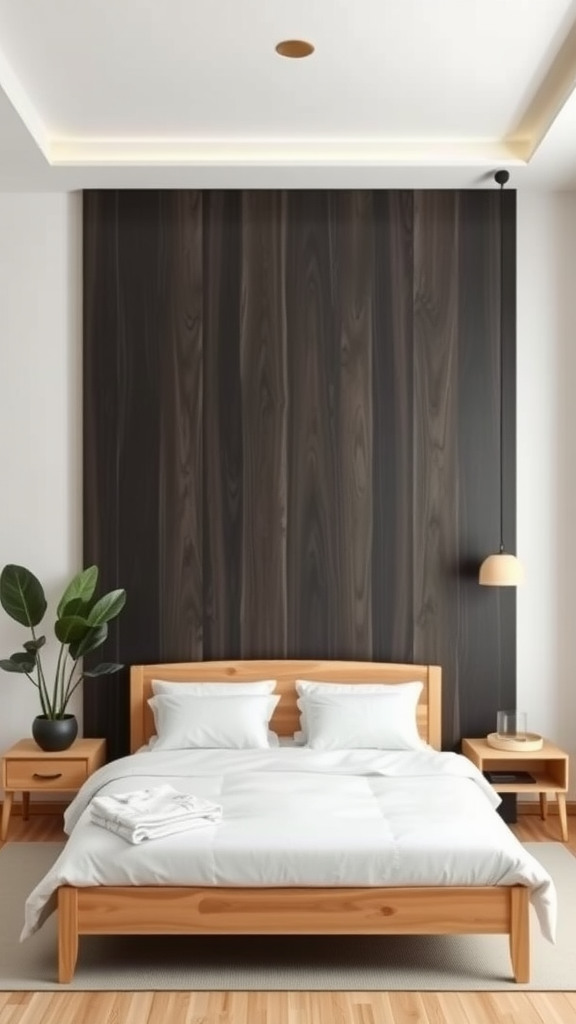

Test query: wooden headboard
[130,660,442,753]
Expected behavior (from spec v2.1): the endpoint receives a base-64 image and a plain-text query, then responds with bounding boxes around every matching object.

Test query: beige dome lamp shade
[479,551,524,586]
[478,170,524,588]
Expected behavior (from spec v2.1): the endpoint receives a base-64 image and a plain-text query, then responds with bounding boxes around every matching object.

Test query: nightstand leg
[557,793,568,842]
[1,790,14,842]
[22,791,30,821]
[539,793,548,820]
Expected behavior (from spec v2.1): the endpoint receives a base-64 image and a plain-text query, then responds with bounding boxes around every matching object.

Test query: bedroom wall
[516,190,576,795]
[82,189,517,762]
[0,190,574,800]
[0,192,83,753]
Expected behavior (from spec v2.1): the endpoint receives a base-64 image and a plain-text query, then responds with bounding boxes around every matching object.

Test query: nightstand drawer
[5,759,88,790]
[1,738,106,842]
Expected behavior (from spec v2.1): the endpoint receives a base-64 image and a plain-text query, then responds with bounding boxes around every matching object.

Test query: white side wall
[0,190,574,797]
[516,190,576,796]
[0,193,82,758]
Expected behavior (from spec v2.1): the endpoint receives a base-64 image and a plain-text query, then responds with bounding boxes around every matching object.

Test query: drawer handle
[32,772,63,780]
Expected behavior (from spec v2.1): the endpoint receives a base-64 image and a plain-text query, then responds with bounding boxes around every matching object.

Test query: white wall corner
[0,192,83,761]
[516,189,576,797]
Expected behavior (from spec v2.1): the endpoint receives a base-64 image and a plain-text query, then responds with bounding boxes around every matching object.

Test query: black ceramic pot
[32,714,78,752]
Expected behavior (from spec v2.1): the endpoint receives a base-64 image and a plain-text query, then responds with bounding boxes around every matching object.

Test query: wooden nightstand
[461,737,569,842]
[1,737,106,841]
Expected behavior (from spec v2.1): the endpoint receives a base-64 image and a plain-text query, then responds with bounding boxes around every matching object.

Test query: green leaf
[0,564,47,628]
[11,650,36,668]
[54,615,90,644]
[56,566,98,619]
[86,589,127,627]
[82,662,123,677]
[69,623,108,660]
[59,597,90,618]
[23,636,46,652]
[0,654,35,673]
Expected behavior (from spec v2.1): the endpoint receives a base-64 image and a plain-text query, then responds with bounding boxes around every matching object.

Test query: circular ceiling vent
[275,40,315,59]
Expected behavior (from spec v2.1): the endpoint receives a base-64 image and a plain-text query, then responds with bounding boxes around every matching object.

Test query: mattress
[21,746,556,941]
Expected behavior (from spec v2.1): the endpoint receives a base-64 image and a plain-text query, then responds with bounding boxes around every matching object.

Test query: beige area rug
[1,842,574,991]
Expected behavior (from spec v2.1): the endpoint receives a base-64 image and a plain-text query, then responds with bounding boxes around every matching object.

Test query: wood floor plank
[350,998,377,1024]
[388,992,430,1024]
[562,994,576,1015]
[14,991,100,1024]
[451,992,503,1024]
[531,993,576,1024]
[112,991,155,1024]
[147,992,191,1024]
[327,993,355,1024]
[1,991,576,1024]
[0,1003,28,1024]
[484,991,545,1024]
[422,992,474,1024]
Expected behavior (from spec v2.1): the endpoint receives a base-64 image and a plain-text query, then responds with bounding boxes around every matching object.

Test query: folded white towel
[91,811,221,845]
[90,784,222,830]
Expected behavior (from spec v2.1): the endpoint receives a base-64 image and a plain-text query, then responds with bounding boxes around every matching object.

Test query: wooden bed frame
[56,660,529,983]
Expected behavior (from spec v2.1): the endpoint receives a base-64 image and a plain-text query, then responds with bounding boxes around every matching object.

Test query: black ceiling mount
[494,169,510,187]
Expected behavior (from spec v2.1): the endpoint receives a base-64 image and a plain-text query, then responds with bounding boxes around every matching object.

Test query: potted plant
[0,564,126,751]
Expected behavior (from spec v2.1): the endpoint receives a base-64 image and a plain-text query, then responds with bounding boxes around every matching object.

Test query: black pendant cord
[495,169,509,555]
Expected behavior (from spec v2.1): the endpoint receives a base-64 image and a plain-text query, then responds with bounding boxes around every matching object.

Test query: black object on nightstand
[484,770,536,785]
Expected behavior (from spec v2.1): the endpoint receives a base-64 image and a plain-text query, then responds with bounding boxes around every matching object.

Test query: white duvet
[22,746,556,942]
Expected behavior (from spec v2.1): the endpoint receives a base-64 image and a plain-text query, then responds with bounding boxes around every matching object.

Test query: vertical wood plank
[239,191,288,656]
[412,190,460,747]
[456,188,516,784]
[285,191,340,657]
[372,191,414,661]
[84,191,164,757]
[157,191,203,661]
[456,189,502,743]
[83,191,118,581]
[83,191,121,729]
[332,191,374,656]
[83,191,130,758]
[202,191,244,659]
[114,193,163,757]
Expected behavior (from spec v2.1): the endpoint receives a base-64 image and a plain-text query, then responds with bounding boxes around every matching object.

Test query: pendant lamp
[479,170,524,587]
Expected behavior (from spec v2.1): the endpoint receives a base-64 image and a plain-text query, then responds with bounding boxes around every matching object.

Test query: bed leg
[509,886,530,983]
[58,887,79,983]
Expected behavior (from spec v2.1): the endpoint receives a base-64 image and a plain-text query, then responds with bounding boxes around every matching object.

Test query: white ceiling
[1,0,576,190]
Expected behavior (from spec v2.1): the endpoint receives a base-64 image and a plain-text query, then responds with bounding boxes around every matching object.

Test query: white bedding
[22,747,556,942]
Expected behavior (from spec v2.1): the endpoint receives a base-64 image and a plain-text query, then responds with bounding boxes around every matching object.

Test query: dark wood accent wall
[83,189,516,762]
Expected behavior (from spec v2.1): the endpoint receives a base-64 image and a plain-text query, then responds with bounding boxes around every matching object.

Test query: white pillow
[295,679,421,697]
[150,681,279,745]
[148,693,280,750]
[298,683,425,751]
[294,679,424,743]
[151,679,276,695]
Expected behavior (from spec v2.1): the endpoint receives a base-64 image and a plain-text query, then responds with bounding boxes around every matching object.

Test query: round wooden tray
[486,732,543,752]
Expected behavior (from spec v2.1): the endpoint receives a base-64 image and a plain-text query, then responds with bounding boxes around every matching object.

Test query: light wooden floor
[1,810,575,1024]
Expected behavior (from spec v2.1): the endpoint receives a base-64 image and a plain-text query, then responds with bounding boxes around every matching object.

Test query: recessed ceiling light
[275,39,315,59]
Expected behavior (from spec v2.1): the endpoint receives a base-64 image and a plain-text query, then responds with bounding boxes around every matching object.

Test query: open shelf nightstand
[461,737,569,841]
